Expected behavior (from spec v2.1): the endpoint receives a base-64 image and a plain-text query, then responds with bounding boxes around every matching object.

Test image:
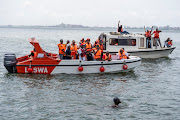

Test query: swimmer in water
[112,97,121,108]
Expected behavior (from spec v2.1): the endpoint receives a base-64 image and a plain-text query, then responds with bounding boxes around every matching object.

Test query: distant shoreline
[0,24,180,31]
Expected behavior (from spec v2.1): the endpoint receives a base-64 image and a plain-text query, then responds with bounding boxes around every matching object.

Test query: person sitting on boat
[57,39,66,60]
[78,44,86,61]
[152,28,162,48]
[118,49,129,60]
[102,51,112,61]
[117,21,129,34]
[28,49,37,59]
[70,40,78,59]
[112,97,121,108]
[167,40,172,47]
[118,21,123,32]
[66,45,71,59]
[93,45,101,61]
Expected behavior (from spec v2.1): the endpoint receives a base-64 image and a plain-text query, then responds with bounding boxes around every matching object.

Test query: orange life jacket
[154,31,159,38]
[100,44,104,53]
[94,49,101,59]
[30,51,37,58]
[85,43,92,51]
[58,43,66,54]
[167,41,172,45]
[146,31,151,37]
[70,44,77,53]
[118,27,123,32]
[119,52,127,59]
[80,41,85,45]
[104,54,111,61]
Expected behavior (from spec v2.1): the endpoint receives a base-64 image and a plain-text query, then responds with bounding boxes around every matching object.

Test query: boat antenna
[150,26,153,33]
[144,26,146,32]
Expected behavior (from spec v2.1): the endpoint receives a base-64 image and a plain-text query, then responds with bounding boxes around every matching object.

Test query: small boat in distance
[99,32,176,59]
[4,38,141,74]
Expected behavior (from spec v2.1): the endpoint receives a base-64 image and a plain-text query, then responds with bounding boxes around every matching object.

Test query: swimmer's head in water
[113,97,121,105]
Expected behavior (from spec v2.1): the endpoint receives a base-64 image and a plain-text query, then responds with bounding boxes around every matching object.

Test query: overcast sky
[0,0,180,27]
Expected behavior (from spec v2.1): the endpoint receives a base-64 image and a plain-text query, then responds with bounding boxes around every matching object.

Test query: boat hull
[52,57,141,74]
[16,56,141,74]
[110,47,175,59]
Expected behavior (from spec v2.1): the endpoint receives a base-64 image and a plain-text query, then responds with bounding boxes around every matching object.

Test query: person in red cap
[79,38,85,46]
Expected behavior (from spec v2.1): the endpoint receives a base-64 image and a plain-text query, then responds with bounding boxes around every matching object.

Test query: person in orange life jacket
[93,45,101,61]
[99,40,104,60]
[85,39,93,61]
[78,44,86,61]
[57,39,66,60]
[167,40,172,47]
[118,21,123,32]
[79,38,85,45]
[152,28,162,48]
[93,38,101,47]
[121,48,129,58]
[144,26,153,48]
[28,49,37,59]
[102,51,112,61]
[70,40,78,59]
[118,49,129,60]
[85,38,92,52]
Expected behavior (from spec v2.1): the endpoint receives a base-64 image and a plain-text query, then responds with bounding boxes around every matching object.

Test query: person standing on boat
[79,38,85,46]
[144,26,153,48]
[70,40,78,59]
[99,40,104,60]
[152,28,162,48]
[93,45,101,61]
[78,44,86,61]
[102,51,112,61]
[145,30,152,48]
[66,40,70,48]
[85,38,93,61]
[57,39,66,60]
[66,45,71,59]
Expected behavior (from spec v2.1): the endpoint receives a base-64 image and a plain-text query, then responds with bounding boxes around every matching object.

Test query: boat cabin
[99,32,160,53]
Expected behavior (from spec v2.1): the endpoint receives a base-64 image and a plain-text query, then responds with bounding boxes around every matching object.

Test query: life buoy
[28,67,33,73]
[78,66,83,72]
[123,65,128,70]
[100,67,105,72]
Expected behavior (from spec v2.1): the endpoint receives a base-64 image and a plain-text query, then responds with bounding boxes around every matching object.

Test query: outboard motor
[4,54,17,73]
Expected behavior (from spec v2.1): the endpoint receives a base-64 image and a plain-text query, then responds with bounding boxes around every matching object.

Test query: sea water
[0,27,180,120]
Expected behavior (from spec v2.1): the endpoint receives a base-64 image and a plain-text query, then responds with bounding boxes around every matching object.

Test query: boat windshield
[109,38,136,46]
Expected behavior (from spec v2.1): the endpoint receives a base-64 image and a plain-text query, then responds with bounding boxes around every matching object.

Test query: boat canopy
[28,37,47,57]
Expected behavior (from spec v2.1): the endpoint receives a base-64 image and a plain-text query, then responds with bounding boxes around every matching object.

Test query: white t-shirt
[78,49,86,61]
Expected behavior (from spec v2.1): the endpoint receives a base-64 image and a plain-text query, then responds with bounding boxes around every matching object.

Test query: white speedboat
[4,38,141,74]
[99,32,176,59]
